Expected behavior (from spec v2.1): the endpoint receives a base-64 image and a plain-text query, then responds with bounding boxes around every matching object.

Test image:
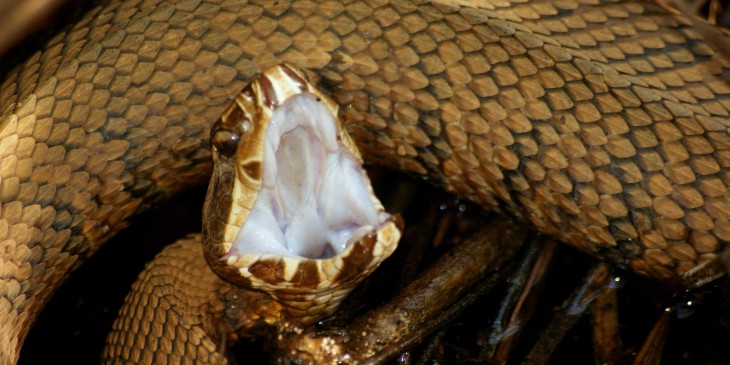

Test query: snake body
[2,0,730,362]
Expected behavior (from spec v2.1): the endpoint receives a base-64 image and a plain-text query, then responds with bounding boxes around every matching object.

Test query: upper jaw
[229,92,387,261]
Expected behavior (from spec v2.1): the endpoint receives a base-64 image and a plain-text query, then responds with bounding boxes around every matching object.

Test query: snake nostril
[212,129,240,157]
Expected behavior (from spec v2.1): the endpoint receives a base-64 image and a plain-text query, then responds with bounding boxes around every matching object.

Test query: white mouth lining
[229,93,387,260]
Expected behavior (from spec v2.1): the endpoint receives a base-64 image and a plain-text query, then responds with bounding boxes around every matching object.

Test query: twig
[274,218,528,364]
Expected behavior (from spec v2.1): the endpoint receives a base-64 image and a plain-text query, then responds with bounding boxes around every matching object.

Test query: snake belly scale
[1,0,730,362]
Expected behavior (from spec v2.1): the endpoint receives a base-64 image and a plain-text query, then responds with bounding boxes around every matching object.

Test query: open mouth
[203,64,401,323]
[227,93,389,260]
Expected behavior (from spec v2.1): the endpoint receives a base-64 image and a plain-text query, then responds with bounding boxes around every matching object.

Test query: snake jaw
[203,64,402,324]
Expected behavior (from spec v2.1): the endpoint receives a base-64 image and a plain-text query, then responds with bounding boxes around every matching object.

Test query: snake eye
[212,129,239,157]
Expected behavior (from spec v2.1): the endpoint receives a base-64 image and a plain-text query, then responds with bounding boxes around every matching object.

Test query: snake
[2,0,730,363]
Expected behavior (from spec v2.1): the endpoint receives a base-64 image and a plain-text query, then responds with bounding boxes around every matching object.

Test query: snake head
[203,64,402,325]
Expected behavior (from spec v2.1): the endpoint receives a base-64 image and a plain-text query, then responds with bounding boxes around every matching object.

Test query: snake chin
[227,93,389,261]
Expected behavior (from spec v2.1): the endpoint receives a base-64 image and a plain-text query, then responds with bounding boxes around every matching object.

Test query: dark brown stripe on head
[248,259,286,285]
[202,162,235,253]
[242,160,262,180]
[290,261,321,289]
[202,217,228,257]
[222,101,255,136]
[223,103,244,127]
[208,165,235,220]
[240,83,254,100]
[280,64,307,90]
[334,231,378,283]
[258,75,278,108]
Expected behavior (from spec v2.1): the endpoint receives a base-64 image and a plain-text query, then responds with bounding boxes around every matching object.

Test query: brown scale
[1,0,730,363]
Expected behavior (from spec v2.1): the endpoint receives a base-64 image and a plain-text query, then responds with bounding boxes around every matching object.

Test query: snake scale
[2,0,730,363]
